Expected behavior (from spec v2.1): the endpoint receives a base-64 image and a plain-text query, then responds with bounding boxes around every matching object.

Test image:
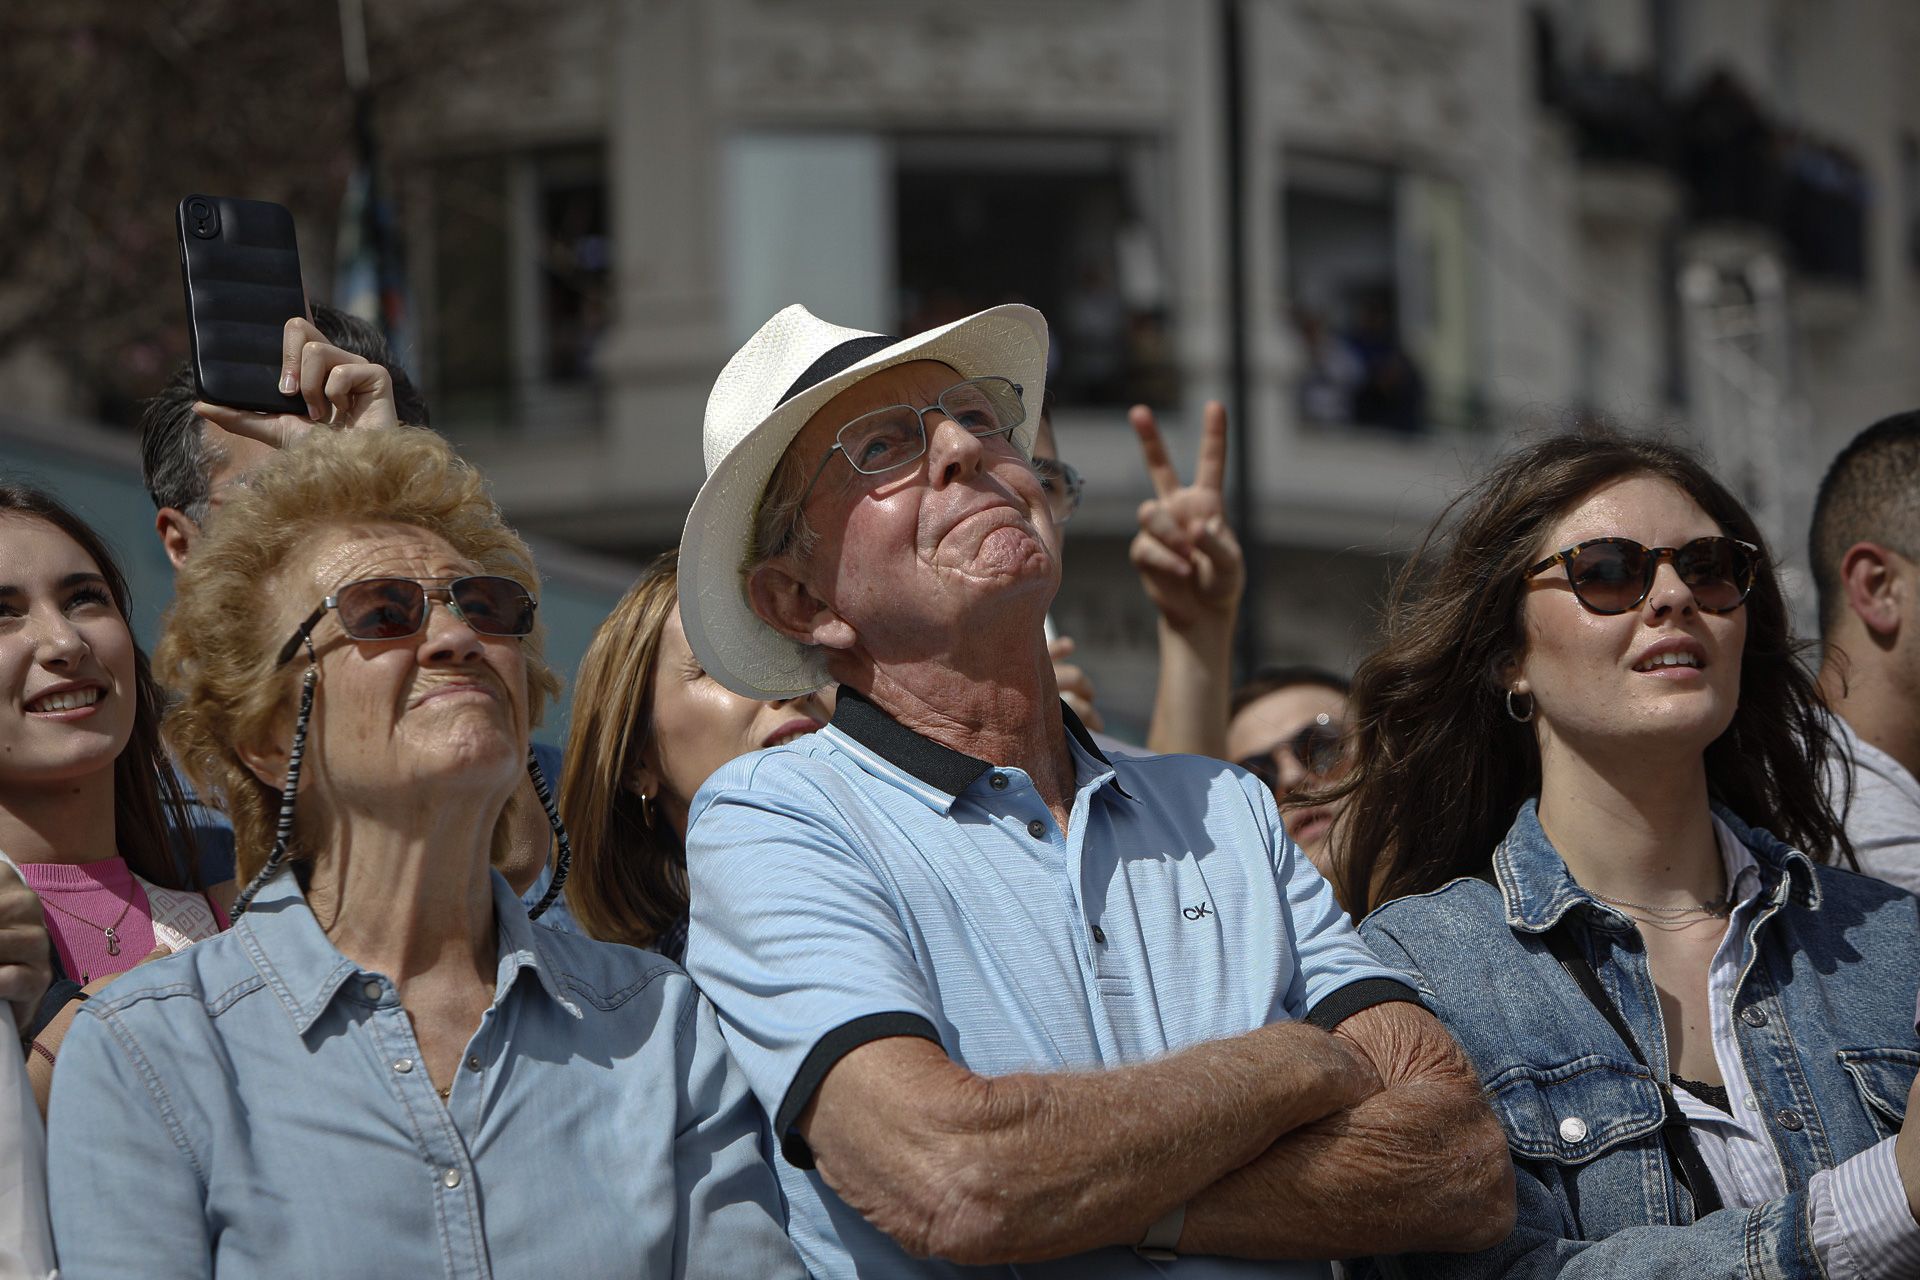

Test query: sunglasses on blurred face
[1236,713,1347,794]
[1031,456,1084,525]
[277,575,537,666]
[1524,536,1758,616]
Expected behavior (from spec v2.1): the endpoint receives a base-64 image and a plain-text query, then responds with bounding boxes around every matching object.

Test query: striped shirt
[1685,816,1920,1277]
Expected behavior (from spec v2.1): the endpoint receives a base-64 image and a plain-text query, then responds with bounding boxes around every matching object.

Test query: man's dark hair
[138,302,430,519]
[1230,664,1352,719]
[1808,410,1920,636]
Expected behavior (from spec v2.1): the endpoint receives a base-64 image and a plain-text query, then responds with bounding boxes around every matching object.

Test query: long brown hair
[558,550,686,948]
[0,484,197,889]
[1331,429,1850,917]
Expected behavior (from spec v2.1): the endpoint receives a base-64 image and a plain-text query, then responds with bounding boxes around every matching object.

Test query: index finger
[1195,401,1229,494]
[1130,404,1182,500]
[281,316,328,394]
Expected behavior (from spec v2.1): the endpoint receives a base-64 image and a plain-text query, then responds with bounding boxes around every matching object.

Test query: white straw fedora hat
[679,302,1049,699]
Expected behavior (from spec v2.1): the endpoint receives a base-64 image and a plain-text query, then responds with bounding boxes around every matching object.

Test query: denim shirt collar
[1492,797,1821,935]
[238,864,582,1037]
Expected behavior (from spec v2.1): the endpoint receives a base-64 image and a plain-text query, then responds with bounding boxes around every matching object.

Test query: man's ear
[155,508,199,571]
[1840,542,1902,639]
[747,561,857,652]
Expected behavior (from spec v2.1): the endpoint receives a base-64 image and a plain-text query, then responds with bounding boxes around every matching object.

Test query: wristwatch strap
[1135,1202,1185,1261]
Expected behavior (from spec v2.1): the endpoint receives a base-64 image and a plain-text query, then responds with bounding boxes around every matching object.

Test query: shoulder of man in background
[1825,711,1920,896]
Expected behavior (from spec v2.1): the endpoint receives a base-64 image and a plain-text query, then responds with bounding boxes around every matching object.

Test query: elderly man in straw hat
[677,304,1515,1277]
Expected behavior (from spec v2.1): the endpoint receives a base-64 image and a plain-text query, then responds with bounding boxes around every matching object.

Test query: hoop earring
[232,640,319,916]
[638,792,655,830]
[525,748,574,921]
[1505,688,1535,724]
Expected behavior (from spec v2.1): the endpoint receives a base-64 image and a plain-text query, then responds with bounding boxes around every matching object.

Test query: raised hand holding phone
[193,316,401,449]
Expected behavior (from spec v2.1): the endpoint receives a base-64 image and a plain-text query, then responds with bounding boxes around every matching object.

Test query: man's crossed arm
[799,998,1516,1266]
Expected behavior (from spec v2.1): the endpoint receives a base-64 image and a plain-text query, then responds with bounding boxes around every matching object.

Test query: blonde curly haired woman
[46,428,800,1278]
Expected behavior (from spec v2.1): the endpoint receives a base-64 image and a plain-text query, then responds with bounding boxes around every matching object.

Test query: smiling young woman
[0,483,225,1109]
[1334,430,1920,1278]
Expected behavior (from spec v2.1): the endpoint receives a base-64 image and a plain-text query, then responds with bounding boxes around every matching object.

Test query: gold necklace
[40,892,136,957]
[1588,887,1731,919]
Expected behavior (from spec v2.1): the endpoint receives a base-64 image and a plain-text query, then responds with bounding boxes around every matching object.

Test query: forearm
[1183,1001,1515,1259]
[24,993,85,1115]
[1145,614,1235,758]
[1182,1072,1513,1258]
[809,1018,1378,1264]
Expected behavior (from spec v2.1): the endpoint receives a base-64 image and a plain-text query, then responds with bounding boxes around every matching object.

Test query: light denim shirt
[686,689,1414,1280]
[47,867,803,1280]
[1357,800,1920,1280]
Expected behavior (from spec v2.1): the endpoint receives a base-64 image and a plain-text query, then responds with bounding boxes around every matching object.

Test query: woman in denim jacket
[1333,430,1920,1277]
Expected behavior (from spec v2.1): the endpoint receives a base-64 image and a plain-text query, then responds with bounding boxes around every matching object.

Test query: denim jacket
[1357,800,1920,1279]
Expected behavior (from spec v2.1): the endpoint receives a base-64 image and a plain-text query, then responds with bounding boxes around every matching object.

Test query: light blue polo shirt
[685,688,1415,1279]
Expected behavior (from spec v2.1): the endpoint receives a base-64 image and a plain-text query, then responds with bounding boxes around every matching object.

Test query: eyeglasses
[1236,713,1348,793]
[781,376,1027,542]
[1032,456,1084,525]
[276,575,537,666]
[1525,536,1759,616]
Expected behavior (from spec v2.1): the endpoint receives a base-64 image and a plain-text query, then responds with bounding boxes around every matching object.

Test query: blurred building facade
[364,0,1920,731]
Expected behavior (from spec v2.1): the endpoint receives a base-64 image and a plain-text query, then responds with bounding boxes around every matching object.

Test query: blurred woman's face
[1515,475,1746,768]
[270,522,530,817]
[0,514,137,794]
[643,604,829,836]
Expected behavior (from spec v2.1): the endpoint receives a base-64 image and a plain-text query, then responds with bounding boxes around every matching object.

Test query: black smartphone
[176,195,308,414]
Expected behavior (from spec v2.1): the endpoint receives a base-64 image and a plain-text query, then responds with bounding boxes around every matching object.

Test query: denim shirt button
[1558,1116,1588,1143]
[1739,1006,1768,1028]
[392,1058,413,1074]
[990,773,1009,791]
[1775,1109,1805,1132]
[442,1167,462,1189]
[1027,819,1047,839]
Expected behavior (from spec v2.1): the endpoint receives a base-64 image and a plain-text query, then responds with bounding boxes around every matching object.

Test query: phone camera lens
[188,200,210,219]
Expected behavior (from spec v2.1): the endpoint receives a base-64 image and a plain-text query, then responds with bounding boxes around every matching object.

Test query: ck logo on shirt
[1182,902,1213,921]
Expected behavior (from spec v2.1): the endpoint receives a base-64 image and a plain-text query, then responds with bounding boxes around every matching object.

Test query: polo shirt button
[1092,925,1107,945]
[392,1058,413,1074]
[1558,1116,1588,1144]
[362,980,383,1000]
[1775,1109,1804,1132]
[1027,819,1046,839]
[1739,1006,1767,1028]
[442,1167,462,1189]
[990,773,1009,790]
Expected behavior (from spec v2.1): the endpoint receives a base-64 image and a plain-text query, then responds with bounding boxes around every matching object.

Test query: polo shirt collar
[240,864,581,1037]
[827,685,1123,812]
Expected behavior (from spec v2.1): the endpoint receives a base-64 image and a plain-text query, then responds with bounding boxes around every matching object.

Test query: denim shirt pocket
[1486,1053,1666,1165]
[1837,1047,1919,1140]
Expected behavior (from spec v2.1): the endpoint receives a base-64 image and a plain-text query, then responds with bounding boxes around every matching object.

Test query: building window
[723,132,1177,409]
[894,136,1176,409]
[424,145,608,435]
[1282,154,1475,434]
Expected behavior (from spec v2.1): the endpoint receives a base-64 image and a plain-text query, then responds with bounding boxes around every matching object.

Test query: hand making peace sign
[1128,401,1246,633]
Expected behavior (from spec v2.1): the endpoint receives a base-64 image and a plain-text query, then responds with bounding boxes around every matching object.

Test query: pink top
[20,858,156,985]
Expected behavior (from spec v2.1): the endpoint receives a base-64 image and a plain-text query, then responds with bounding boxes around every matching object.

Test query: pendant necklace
[40,891,135,956]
